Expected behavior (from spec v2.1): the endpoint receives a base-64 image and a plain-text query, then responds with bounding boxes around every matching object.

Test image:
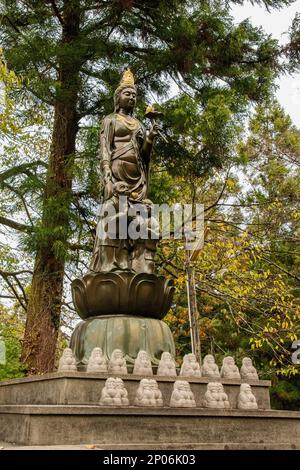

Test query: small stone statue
[99,377,129,406]
[203,382,230,409]
[179,353,201,377]
[238,383,258,410]
[240,357,259,381]
[87,347,108,373]
[134,378,163,407]
[170,381,196,408]
[115,377,129,405]
[157,352,177,376]
[201,354,220,379]
[220,356,241,380]
[133,350,153,375]
[58,348,77,372]
[108,349,128,375]
[149,379,163,406]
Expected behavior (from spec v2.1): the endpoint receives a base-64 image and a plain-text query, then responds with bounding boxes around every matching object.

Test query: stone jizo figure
[58,348,77,372]
[133,350,153,376]
[134,378,163,407]
[179,353,201,377]
[157,352,177,377]
[99,377,129,406]
[238,383,258,410]
[170,381,196,408]
[220,356,241,380]
[87,347,108,373]
[201,354,220,379]
[149,379,163,406]
[108,349,128,375]
[203,382,230,409]
[240,357,259,381]
[115,377,129,405]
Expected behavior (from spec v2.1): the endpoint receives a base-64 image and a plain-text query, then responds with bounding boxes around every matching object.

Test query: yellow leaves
[202,304,213,313]
[250,338,263,349]
[269,201,283,208]
[0,48,20,85]
[292,211,300,219]
[227,178,237,190]
[263,269,271,278]
[0,48,22,135]
[174,274,186,287]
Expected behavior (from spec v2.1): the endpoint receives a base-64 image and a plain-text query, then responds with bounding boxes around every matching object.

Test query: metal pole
[185,250,202,366]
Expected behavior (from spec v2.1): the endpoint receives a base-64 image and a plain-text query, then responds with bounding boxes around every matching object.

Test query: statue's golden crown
[119,69,135,88]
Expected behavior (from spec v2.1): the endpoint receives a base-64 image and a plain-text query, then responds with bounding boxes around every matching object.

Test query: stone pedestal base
[1,373,300,449]
[70,316,175,368]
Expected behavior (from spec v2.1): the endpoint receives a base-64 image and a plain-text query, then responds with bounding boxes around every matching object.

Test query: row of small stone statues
[99,377,258,410]
[58,348,259,381]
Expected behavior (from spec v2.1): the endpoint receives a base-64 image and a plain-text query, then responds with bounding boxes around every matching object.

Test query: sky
[231,0,300,127]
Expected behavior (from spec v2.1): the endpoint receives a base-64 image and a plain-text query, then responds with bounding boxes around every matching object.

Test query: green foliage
[0,0,299,389]
[271,376,300,410]
[0,307,25,380]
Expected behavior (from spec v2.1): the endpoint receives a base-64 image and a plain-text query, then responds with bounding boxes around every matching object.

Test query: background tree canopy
[0,0,299,407]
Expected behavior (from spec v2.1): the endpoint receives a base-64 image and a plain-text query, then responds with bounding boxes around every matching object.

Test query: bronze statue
[70,70,175,369]
[89,70,160,274]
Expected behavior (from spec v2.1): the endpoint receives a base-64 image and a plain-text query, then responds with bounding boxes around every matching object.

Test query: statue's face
[225,357,233,366]
[187,354,195,363]
[106,379,115,389]
[113,350,123,360]
[118,87,136,111]
[93,348,101,358]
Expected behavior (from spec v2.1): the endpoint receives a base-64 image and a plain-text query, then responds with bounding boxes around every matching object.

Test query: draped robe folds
[89,113,153,273]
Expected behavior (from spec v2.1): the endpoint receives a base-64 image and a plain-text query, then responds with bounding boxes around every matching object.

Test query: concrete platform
[3,372,295,449]
[1,405,300,448]
[0,372,271,408]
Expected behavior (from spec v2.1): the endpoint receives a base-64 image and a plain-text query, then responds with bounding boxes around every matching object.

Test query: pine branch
[68,242,93,252]
[0,270,33,276]
[0,216,33,233]
[3,182,34,226]
[0,161,46,184]
[204,169,231,213]
[259,255,300,282]
[0,270,27,311]
[49,0,64,27]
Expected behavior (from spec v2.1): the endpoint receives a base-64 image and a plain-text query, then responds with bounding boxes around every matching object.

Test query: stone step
[1,443,300,450]
[1,404,300,447]
[0,372,271,409]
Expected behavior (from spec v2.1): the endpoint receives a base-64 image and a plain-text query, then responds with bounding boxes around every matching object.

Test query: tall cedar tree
[0,0,293,372]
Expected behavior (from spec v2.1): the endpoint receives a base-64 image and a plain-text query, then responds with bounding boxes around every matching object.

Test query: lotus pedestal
[70,271,176,367]
[70,315,175,369]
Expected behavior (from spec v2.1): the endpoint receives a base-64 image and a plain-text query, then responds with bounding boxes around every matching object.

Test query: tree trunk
[21,2,80,373]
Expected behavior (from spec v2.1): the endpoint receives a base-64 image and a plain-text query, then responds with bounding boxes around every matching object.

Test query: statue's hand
[148,123,161,142]
[103,167,112,184]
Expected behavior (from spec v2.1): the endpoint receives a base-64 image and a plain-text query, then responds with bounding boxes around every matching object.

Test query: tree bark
[21,1,80,373]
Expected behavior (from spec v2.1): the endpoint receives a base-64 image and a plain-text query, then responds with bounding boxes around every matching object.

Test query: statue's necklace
[116,113,139,131]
